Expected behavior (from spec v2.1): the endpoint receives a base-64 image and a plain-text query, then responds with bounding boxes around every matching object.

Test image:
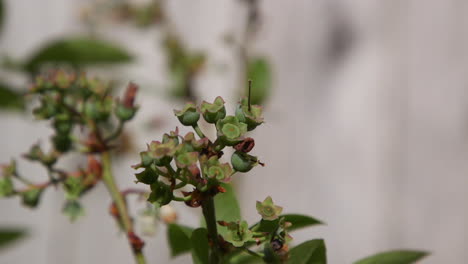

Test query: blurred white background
[1,0,468,263]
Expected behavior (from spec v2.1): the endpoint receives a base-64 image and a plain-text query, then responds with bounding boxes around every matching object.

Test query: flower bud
[256,196,283,221]
[174,102,200,126]
[115,103,137,121]
[0,176,14,198]
[224,221,253,247]
[115,83,139,121]
[33,99,59,120]
[231,151,257,173]
[235,98,264,131]
[148,140,177,166]
[216,116,248,146]
[24,144,57,166]
[53,118,73,135]
[62,200,85,222]
[21,188,43,208]
[204,156,233,182]
[162,128,180,145]
[52,134,72,153]
[175,152,199,169]
[200,96,226,123]
[84,97,112,122]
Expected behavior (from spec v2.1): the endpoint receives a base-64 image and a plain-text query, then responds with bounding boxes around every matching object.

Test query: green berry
[174,103,200,126]
[231,151,257,173]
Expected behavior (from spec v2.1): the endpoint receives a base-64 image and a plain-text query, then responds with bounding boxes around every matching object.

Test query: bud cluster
[135,96,295,261]
[134,96,263,206]
[1,70,139,221]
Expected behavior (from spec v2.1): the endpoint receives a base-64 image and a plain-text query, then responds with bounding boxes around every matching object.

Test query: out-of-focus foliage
[0,0,4,32]
[247,57,272,105]
[0,82,24,110]
[25,37,133,73]
[288,239,327,264]
[0,228,26,250]
[353,250,429,264]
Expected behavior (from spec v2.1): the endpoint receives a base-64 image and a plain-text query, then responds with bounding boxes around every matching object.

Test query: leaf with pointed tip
[254,214,324,233]
[0,228,26,249]
[190,228,209,264]
[288,239,327,264]
[353,250,429,264]
[25,37,132,73]
[167,224,194,257]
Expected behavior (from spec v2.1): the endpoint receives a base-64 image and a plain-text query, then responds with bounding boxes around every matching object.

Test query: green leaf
[255,214,324,233]
[0,0,4,33]
[214,183,241,222]
[288,239,327,264]
[25,37,133,73]
[190,228,209,264]
[353,250,429,264]
[0,228,26,249]
[0,82,24,111]
[247,57,272,105]
[229,253,263,264]
[167,224,194,257]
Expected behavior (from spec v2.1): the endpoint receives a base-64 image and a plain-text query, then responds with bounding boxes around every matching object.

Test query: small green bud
[216,116,248,146]
[62,200,85,222]
[231,151,257,173]
[139,151,154,167]
[224,221,253,247]
[115,82,139,121]
[174,103,200,126]
[200,96,226,123]
[33,99,59,120]
[64,177,85,200]
[256,196,283,221]
[24,144,57,166]
[162,129,180,145]
[52,134,72,152]
[0,177,14,198]
[175,152,199,169]
[22,188,43,208]
[183,132,209,152]
[148,140,177,166]
[84,97,112,122]
[204,156,233,182]
[53,114,73,135]
[115,103,137,121]
[235,98,264,131]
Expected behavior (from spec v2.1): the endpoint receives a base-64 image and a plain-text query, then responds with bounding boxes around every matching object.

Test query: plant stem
[242,246,264,259]
[105,120,124,143]
[202,196,222,264]
[192,124,206,139]
[101,152,147,264]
